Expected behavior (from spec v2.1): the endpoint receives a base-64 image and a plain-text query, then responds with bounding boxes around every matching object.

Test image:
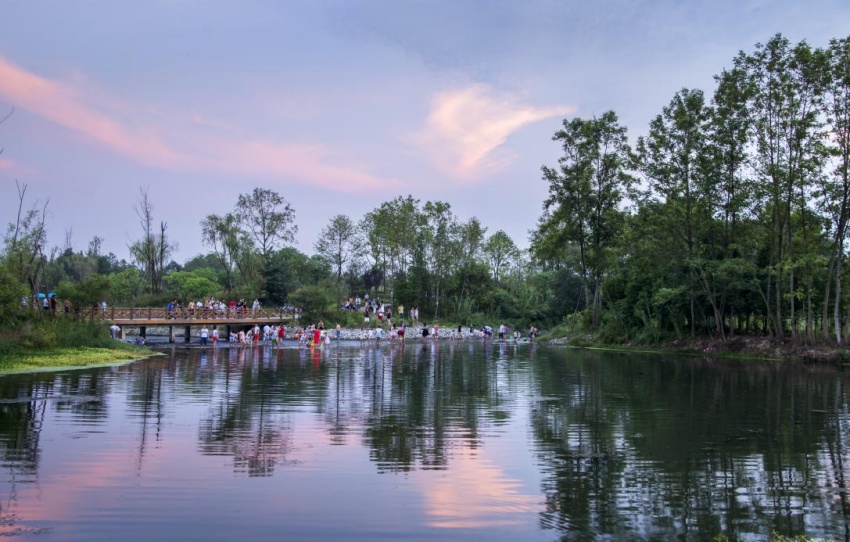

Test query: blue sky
[1,1,848,261]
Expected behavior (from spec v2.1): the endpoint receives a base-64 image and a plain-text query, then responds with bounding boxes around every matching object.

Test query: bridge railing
[74,306,296,321]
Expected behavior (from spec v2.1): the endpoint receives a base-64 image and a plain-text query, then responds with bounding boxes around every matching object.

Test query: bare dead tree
[128,188,175,294]
[64,228,73,254]
[6,180,49,298]
[0,107,13,156]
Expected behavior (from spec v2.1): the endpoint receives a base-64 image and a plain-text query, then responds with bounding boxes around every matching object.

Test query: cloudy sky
[1,1,848,262]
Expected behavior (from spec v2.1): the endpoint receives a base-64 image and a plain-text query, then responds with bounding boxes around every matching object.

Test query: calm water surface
[1,342,848,541]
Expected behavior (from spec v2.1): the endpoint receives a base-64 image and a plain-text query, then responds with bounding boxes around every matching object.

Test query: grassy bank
[0,318,152,373]
[0,345,151,373]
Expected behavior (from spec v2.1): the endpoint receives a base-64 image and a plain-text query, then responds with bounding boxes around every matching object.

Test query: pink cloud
[0,156,39,177]
[414,84,574,179]
[0,56,397,192]
[0,57,187,168]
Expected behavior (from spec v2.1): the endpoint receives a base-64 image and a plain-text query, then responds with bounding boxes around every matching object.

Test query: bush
[0,317,115,358]
[290,285,333,323]
[0,265,28,325]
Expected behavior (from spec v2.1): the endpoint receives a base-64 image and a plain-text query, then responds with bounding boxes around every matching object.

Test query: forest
[2,34,850,347]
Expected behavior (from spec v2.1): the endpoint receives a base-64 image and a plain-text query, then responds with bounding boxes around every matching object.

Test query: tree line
[1,182,539,327]
[534,34,850,345]
[3,33,849,346]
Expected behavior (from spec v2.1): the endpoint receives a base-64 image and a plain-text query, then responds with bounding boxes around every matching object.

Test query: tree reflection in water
[0,344,848,540]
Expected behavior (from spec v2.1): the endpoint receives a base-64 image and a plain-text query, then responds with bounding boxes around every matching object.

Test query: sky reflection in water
[0,343,848,541]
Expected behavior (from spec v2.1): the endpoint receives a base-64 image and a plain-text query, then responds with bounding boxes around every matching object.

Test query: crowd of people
[195,319,539,349]
[165,297,272,318]
[22,294,74,317]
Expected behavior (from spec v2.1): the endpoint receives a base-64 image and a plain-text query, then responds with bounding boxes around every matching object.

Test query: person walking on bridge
[252,297,261,318]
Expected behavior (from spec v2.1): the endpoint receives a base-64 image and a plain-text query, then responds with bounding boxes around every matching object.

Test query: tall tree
[129,188,175,294]
[360,196,423,294]
[201,213,244,292]
[484,230,519,283]
[315,214,362,306]
[235,188,297,261]
[535,111,635,329]
[3,181,48,296]
[638,88,711,337]
[744,35,828,341]
[423,201,459,318]
[821,36,850,344]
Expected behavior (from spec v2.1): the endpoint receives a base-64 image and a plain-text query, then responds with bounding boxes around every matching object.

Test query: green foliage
[533,110,635,331]
[264,246,332,305]
[163,270,221,301]
[0,318,116,358]
[55,274,110,309]
[236,187,297,260]
[289,284,333,323]
[108,268,145,304]
[0,263,27,325]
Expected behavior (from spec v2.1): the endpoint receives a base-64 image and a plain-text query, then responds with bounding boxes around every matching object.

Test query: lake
[0,342,848,541]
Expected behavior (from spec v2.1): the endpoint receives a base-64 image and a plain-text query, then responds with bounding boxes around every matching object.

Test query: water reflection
[0,344,847,541]
[530,349,850,540]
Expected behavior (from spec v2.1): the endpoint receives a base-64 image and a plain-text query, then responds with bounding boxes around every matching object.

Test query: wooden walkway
[77,306,295,342]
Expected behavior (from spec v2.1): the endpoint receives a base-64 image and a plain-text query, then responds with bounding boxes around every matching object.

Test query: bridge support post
[185,325,191,342]
[226,325,231,338]
[118,326,124,340]
[140,326,146,339]
[169,326,175,343]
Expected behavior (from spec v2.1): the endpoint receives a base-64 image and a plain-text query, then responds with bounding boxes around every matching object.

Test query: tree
[535,111,635,330]
[289,285,332,323]
[163,270,220,301]
[743,35,829,341]
[315,214,361,306]
[0,107,12,156]
[0,265,27,324]
[638,88,711,337]
[483,230,519,283]
[56,274,110,310]
[201,213,244,292]
[360,196,423,294]
[235,188,297,261]
[108,268,145,304]
[264,247,332,305]
[820,36,850,344]
[423,201,459,318]
[4,181,48,296]
[129,188,176,294]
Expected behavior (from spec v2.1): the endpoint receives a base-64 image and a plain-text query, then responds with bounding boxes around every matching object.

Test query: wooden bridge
[78,306,295,343]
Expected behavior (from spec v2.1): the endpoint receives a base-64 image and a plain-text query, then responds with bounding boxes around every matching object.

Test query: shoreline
[549,334,850,364]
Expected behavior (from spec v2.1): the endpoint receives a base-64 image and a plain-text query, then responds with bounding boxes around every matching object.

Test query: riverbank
[0,318,156,374]
[553,333,850,364]
[0,342,155,374]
